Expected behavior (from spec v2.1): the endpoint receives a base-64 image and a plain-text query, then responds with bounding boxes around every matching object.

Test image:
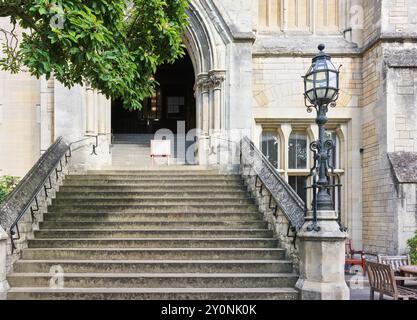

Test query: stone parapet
[295,211,349,300]
[0,226,9,300]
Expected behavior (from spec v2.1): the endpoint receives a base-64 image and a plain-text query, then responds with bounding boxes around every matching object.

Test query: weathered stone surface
[0,138,69,231]
[0,226,10,299]
[384,48,417,68]
[6,168,299,300]
[241,137,305,231]
[296,212,349,300]
[387,152,417,183]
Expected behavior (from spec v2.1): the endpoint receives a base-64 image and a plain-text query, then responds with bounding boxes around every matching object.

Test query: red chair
[345,239,366,275]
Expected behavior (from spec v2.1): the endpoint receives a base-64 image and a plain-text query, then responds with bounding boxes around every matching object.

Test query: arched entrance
[109,1,230,165]
[111,52,196,135]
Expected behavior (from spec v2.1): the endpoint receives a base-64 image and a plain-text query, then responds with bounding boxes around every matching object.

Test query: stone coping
[387,152,417,184]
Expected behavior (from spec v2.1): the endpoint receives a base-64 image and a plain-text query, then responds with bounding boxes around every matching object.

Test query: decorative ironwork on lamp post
[303,44,342,232]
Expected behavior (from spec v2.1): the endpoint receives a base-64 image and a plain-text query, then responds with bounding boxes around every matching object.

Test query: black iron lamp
[303,44,342,230]
[304,44,340,107]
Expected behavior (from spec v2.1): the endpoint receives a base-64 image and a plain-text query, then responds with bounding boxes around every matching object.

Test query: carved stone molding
[208,70,226,90]
[196,74,210,93]
[196,71,226,92]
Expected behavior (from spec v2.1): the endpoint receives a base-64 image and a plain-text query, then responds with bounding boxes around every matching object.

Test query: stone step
[113,133,154,138]
[111,157,152,162]
[112,146,151,150]
[63,180,243,186]
[28,238,278,249]
[112,146,150,150]
[39,220,269,230]
[47,204,259,213]
[111,145,150,149]
[112,139,151,142]
[88,167,220,173]
[54,191,249,199]
[113,140,153,142]
[112,145,150,149]
[66,174,240,180]
[6,166,298,300]
[58,186,244,192]
[43,211,262,222]
[111,160,151,166]
[34,229,272,239]
[51,198,254,206]
[22,248,284,260]
[7,287,299,300]
[8,273,298,289]
[112,150,150,154]
[87,169,221,175]
[13,260,293,274]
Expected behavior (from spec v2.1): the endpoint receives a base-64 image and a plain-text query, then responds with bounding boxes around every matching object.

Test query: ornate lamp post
[303,44,341,230]
[295,44,349,300]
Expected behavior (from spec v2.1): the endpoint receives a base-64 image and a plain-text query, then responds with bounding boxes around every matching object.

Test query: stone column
[201,80,210,136]
[98,93,109,135]
[196,75,210,165]
[106,96,112,136]
[85,84,96,135]
[93,90,99,135]
[208,71,226,165]
[40,76,55,150]
[0,226,10,300]
[209,71,226,133]
[295,210,349,300]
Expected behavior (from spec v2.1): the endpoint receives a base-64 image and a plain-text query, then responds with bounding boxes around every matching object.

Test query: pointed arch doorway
[110,1,228,166]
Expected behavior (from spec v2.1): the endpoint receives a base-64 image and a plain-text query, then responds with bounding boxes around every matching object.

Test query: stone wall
[382,0,417,34]
[0,19,41,177]
[251,51,363,248]
[361,40,417,254]
[386,55,417,253]
[240,166,300,271]
[0,0,416,256]
[362,0,382,46]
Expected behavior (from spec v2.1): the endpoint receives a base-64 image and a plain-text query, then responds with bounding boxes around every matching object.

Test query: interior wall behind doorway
[111,53,196,135]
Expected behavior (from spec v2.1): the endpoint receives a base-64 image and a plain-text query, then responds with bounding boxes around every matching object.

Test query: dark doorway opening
[111,53,196,134]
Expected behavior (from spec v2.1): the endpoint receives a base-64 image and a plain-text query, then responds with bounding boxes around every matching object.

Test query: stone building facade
[0,0,416,255]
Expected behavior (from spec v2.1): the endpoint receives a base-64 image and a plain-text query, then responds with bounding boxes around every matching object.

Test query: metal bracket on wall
[43,176,53,199]
[268,194,278,218]
[30,196,40,219]
[255,175,263,194]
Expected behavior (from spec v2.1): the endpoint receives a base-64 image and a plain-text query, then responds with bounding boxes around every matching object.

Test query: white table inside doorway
[150,140,172,166]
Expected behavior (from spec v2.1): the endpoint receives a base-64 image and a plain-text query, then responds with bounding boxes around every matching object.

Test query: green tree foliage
[408,232,417,264]
[0,0,189,109]
[0,175,20,203]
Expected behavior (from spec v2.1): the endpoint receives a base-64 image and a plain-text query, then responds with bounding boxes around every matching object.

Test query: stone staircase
[111,134,153,167]
[6,169,299,300]
[111,134,195,166]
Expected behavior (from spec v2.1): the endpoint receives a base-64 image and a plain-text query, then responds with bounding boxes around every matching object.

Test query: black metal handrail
[0,135,99,252]
[240,136,305,234]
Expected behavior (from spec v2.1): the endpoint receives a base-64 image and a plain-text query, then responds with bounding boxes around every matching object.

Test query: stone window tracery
[259,124,344,206]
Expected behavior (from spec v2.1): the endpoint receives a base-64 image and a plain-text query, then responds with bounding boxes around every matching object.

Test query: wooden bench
[377,254,417,286]
[377,254,411,274]
[366,261,417,300]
